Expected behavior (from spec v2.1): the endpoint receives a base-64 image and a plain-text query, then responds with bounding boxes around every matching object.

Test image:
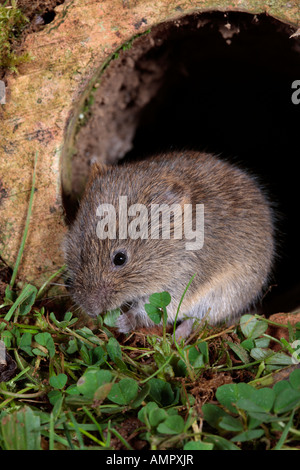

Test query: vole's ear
[84,161,109,192]
[89,161,109,179]
[164,180,191,206]
[150,179,191,206]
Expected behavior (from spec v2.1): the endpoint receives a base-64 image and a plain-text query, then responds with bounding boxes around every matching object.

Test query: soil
[0,260,12,299]
[109,417,147,450]
[267,311,300,351]
[0,0,65,79]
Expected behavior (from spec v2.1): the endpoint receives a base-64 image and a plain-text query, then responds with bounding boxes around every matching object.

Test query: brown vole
[64,151,275,340]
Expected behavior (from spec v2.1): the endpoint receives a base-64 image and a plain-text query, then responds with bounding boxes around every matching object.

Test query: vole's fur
[64,151,275,339]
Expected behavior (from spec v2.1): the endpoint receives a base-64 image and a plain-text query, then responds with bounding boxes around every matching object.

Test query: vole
[63,151,275,340]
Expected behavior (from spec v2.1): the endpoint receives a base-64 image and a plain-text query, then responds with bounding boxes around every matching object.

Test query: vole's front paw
[115,312,137,334]
[174,319,194,342]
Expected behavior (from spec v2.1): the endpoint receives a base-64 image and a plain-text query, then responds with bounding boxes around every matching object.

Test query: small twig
[140,353,174,384]
[0,388,45,399]
[199,324,236,343]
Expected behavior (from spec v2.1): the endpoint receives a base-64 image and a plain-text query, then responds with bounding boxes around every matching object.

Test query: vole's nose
[81,283,116,316]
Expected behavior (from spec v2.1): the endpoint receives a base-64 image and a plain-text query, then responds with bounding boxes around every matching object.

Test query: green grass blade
[274,409,295,450]
[9,151,38,290]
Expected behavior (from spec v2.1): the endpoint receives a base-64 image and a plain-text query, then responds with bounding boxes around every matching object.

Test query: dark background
[122,12,300,314]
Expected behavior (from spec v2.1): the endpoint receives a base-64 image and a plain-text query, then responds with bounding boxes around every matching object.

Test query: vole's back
[136,150,274,276]
[147,151,275,326]
[124,151,275,324]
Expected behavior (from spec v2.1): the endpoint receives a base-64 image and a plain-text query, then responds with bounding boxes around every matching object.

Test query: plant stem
[0,386,45,399]
[9,151,38,290]
[274,409,295,450]
[140,353,174,384]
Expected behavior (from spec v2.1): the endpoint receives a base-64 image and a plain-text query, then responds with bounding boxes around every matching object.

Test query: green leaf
[252,387,275,412]
[240,315,268,339]
[197,341,209,360]
[2,284,38,328]
[265,352,294,366]
[19,285,37,316]
[66,338,78,354]
[92,345,107,366]
[76,326,102,345]
[66,384,79,395]
[231,429,265,442]
[79,343,91,364]
[273,388,300,414]
[273,380,291,395]
[18,332,34,356]
[157,415,185,435]
[202,403,229,429]
[130,383,151,409]
[32,348,47,357]
[77,368,112,399]
[93,383,113,402]
[205,435,240,450]
[114,356,129,372]
[149,408,168,427]
[148,378,175,406]
[274,408,296,450]
[240,338,255,350]
[0,330,13,348]
[0,406,41,450]
[138,402,158,425]
[103,309,120,327]
[144,304,162,324]
[254,337,270,348]
[148,292,171,308]
[106,337,122,363]
[235,398,265,414]
[49,373,68,390]
[184,441,214,450]
[237,387,275,414]
[4,285,16,304]
[50,311,77,329]
[186,341,209,368]
[47,389,63,406]
[289,369,300,390]
[187,347,205,368]
[34,332,55,358]
[107,378,138,405]
[216,383,255,414]
[247,412,278,424]
[250,347,273,361]
[219,415,244,432]
[227,341,250,363]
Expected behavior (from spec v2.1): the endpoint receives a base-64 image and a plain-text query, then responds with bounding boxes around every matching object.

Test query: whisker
[49,283,68,287]
[67,305,82,315]
[36,294,71,301]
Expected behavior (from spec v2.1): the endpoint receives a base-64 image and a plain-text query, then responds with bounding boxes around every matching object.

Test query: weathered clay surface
[0,0,299,287]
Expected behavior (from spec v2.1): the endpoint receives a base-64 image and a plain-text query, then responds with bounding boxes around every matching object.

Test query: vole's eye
[112,250,128,267]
